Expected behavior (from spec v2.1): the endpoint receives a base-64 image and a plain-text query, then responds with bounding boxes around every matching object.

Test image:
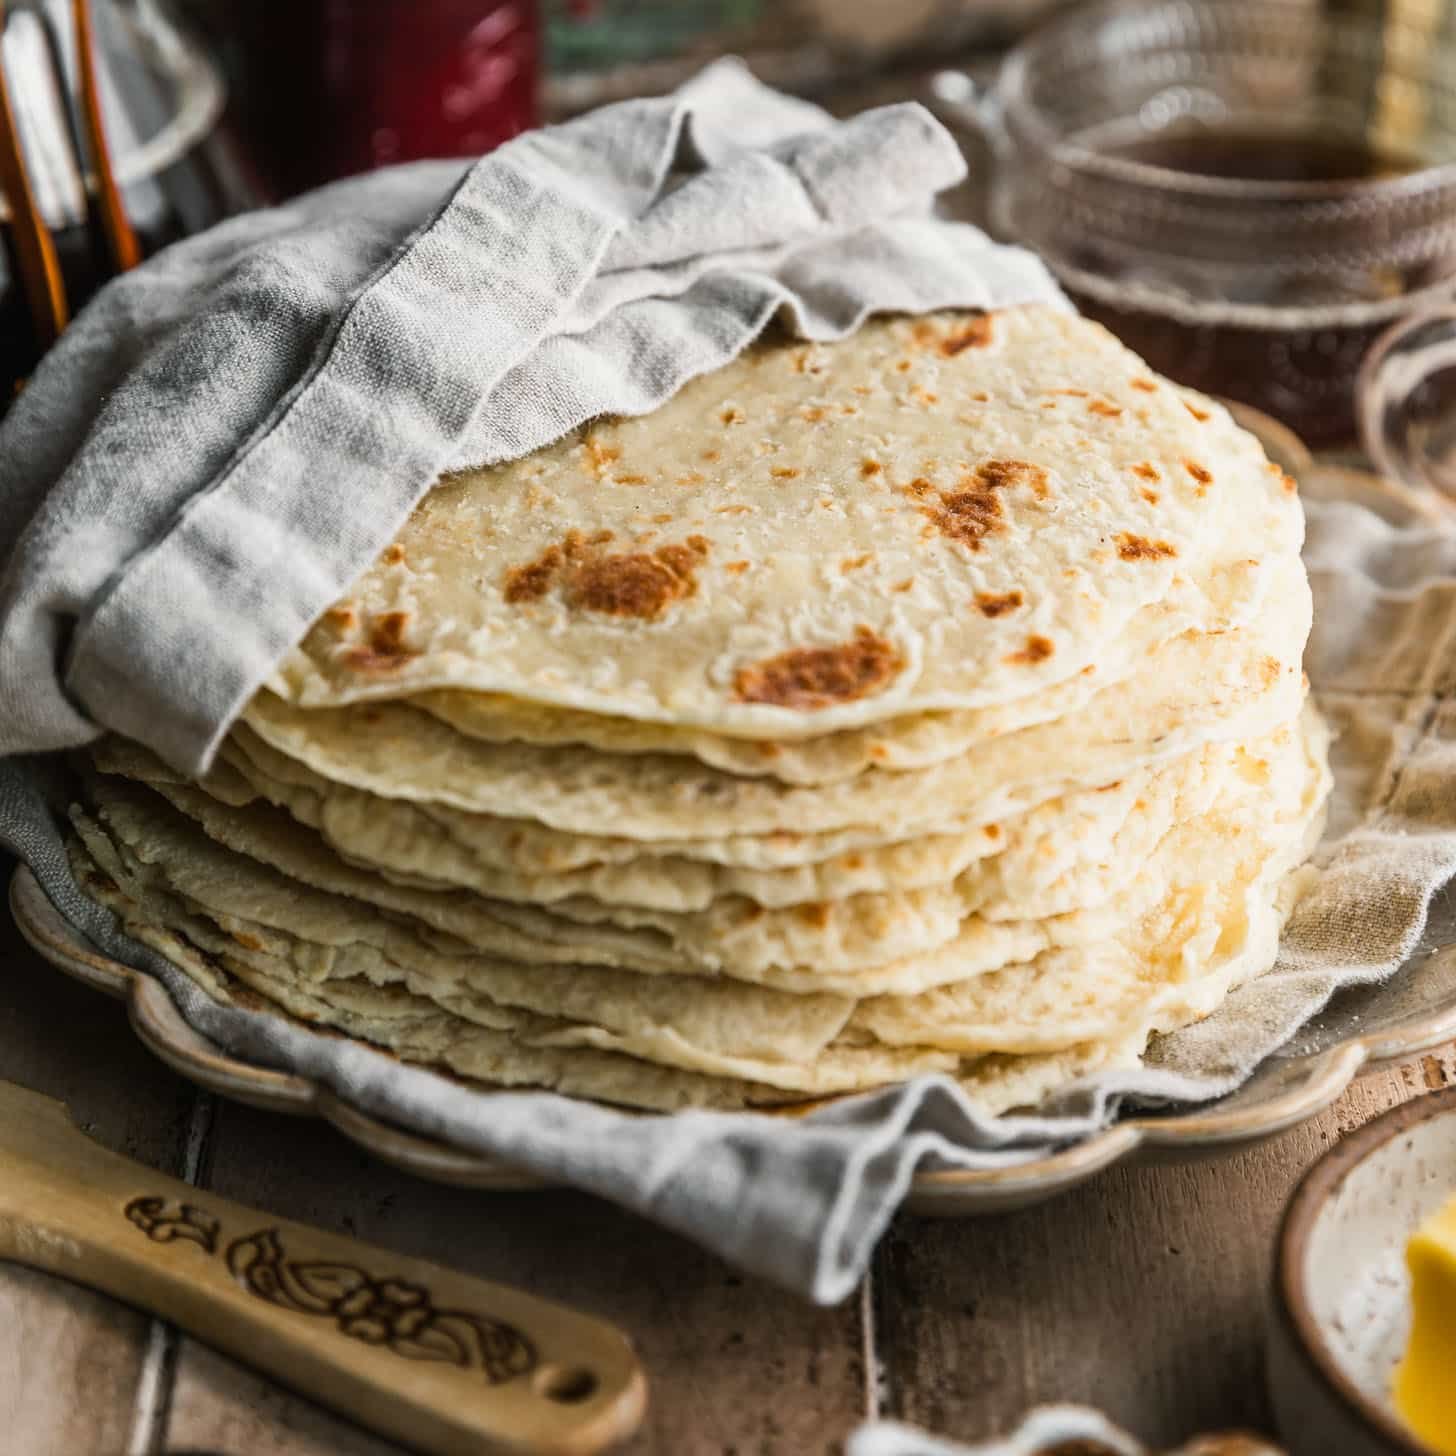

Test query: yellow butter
[1395,1192,1456,1455]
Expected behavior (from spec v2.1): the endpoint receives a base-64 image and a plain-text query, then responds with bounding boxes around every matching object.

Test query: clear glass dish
[938,0,1456,460]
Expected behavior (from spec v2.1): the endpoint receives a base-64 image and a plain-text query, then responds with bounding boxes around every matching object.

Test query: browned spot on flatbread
[229,929,264,951]
[1130,378,1158,393]
[381,543,406,566]
[801,405,827,423]
[841,553,873,572]
[970,390,990,402]
[582,435,620,476]
[324,604,357,631]
[1088,398,1122,418]
[843,853,865,870]
[1131,462,1161,482]
[923,458,1049,551]
[979,458,1049,499]
[725,560,750,575]
[1280,470,1298,494]
[1185,460,1213,484]
[702,448,721,462]
[892,578,914,593]
[343,610,418,671]
[1115,532,1178,561]
[677,471,705,486]
[771,466,802,480]
[369,611,413,654]
[796,902,831,930]
[982,823,1001,840]
[567,538,706,620]
[615,473,648,485]
[1140,488,1160,504]
[721,408,745,425]
[1006,634,1054,665]
[904,476,934,499]
[506,533,708,620]
[938,314,994,355]
[657,535,710,575]
[975,590,1024,618]
[861,458,882,478]
[1184,400,1211,422]
[895,359,912,373]
[503,545,564,603]
[734,627,903,710]
[928,482,1001,548]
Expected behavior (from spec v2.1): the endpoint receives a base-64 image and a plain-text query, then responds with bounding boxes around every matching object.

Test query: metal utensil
[0,0,139,355]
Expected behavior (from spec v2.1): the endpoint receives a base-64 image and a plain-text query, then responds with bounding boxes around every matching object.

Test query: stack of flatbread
[67,306,1331,1115]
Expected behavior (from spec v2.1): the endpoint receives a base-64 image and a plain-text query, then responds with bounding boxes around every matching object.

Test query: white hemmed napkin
[0,58,1063,769]
[1,63,1453,1303]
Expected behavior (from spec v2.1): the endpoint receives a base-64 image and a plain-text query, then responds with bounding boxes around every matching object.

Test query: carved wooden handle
[0,1085,645,1455]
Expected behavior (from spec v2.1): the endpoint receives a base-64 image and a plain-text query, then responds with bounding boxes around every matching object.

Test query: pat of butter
[1395,1192,1456,1455]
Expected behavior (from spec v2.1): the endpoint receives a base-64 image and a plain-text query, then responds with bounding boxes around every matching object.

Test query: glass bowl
[944,0,1456,455]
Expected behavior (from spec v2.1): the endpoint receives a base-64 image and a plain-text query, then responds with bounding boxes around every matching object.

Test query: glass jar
[197,0,540,201]
[939,0,1456,452]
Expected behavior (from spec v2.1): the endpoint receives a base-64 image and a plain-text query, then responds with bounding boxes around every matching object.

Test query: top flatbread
[268,306,1300,735]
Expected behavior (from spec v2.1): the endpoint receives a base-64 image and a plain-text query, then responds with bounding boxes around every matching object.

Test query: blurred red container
[221,0,539,200]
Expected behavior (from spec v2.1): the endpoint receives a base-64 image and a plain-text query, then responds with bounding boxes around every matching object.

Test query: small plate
[12,866,1456,1215]
[1268,1086,1456,1456]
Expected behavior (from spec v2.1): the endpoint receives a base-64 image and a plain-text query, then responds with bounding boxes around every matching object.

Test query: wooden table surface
[2,897,1449,1456]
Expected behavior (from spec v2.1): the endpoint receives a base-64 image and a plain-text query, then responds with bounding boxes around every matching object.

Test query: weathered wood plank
[0,887,199,1456]
[164,1097,868,1455]
[873,1051,1456,1449]
[166,1337,402,1456]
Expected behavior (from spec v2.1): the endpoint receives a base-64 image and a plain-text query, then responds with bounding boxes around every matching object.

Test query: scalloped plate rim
[12,865,1456,1214]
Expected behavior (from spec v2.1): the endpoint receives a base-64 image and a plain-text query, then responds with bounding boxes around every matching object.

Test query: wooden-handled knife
[0,1079,647,1455]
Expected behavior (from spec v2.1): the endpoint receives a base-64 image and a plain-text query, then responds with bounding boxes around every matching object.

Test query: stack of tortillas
[67,306,1331,1114]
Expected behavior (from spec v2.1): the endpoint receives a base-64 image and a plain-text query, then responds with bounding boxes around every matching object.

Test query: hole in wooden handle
[532,1364,599,1404]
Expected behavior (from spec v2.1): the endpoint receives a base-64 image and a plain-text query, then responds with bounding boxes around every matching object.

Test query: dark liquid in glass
[1106,128,1419,183]
[1061,126,1449,448]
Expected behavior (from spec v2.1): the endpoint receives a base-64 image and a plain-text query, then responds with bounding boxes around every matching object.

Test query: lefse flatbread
[76,305,1330,1113]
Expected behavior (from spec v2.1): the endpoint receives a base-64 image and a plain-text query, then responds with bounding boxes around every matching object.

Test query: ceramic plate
[11,426,1451,1216]
[12,866,1456,1215]
[1267,1085,1456,1455]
